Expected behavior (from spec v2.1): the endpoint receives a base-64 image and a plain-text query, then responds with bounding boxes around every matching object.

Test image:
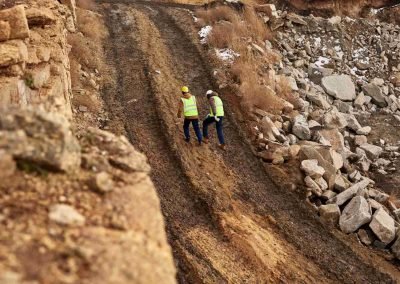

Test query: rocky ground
[1,0,400,283]
[196,0,400,267]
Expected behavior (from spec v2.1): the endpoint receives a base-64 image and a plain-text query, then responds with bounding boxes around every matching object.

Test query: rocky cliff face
[0,1,176,283]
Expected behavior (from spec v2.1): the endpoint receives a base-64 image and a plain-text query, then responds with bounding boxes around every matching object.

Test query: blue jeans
[203,116,225,144]
[183,118,202,143]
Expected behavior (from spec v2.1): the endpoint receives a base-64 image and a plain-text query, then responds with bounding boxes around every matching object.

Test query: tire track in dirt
[101,3,266,283]
[100,1,400,283]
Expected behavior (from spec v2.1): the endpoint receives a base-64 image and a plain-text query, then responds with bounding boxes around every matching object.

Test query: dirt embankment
[99,0,400,282]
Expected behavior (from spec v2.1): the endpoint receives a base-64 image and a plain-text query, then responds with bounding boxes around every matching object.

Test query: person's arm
[210,97,217,116]
[177,100,183,118]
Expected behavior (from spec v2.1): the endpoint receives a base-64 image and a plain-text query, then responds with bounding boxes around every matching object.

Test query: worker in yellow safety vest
[177,86,202,145]
[203,90,225,149]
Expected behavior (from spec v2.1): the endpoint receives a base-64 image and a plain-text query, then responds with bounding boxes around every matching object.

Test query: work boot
[198,141,202,146]
[203,138,209,144]
[183,137,190,143]
[218,144,226,150]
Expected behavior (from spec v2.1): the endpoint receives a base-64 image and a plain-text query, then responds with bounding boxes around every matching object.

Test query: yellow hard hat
[181,86,189,93]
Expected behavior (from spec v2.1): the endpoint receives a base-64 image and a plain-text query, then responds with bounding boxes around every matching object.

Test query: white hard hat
[206,90,213,95]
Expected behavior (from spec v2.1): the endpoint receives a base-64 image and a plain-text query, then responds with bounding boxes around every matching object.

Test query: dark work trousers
[202,116,225,145]
[183,118,202,143]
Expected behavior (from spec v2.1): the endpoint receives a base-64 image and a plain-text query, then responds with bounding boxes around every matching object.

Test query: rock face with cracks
[340,196,372,234]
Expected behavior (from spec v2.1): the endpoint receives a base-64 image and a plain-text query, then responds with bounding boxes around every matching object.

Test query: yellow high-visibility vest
[210,96,224,117]
[182,96,198,117]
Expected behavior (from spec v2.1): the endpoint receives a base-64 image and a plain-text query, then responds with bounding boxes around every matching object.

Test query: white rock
[301,159,325,178]
[49,204,85,226]
[354,92,366,108]
[322,75,356,101]
[369,208,396,245]
[356,126,372,135]
[292,115,311,140]
[328,16,341,25]
[339,196,372,234]
[314,177,328,191]
[360,143,383,160]
[334,175,349,192]
[328,179,370,206]
[304,176,322,196]
[343,114,362,132]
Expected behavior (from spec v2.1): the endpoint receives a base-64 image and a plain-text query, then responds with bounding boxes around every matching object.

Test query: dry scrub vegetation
[68,4,109,114]
[196,5,297,115]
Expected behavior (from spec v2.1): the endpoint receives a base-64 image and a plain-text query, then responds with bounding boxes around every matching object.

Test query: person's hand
[214,116,220,122]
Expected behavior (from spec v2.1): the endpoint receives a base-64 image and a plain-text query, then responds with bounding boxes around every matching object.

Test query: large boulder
[339,196,372,234]
[292,115,311,140]
[0,40,28,68]
[319,204,340,225]
[343,114,362,132]
[0,5,30,40]
[321,75,356,101]
[360,143,383,160]
[362,84,387,107]
[0,108,81,172]
[369,208,396,245]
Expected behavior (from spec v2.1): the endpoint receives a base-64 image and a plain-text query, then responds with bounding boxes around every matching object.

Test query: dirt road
[99,1,400,282]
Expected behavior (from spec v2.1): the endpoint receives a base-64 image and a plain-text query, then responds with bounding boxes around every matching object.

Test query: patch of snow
[314,56,331,67]
[215,48,239,62]
[334,46,344,59]
[314,37,322,47]
[199,26,212,44]
[371,8,384,15]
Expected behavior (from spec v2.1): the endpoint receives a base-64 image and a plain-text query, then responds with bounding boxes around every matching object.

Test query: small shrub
[240,75,284,114]
[242,7,269,42]
[208,22,235,48]
[195,6,240,25]
[24,76,34,89]
[76,8,108,42]
[275,76,302,110]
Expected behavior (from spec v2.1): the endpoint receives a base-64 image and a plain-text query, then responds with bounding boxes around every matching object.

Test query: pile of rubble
[198,3,400,258]
[247,4,400,258]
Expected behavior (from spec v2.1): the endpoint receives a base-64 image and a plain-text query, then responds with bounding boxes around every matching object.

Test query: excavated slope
[99,0,400,283]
